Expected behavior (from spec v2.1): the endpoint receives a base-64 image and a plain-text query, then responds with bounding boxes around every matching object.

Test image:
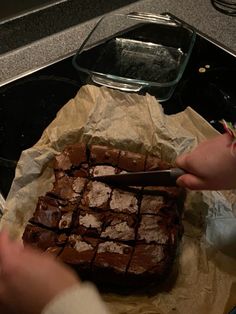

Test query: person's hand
[0,229,79,314]
[176,133,236,190]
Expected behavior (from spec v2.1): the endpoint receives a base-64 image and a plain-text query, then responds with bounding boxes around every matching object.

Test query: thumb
[176,174,207,190]
[0,230,23,273]
[175,153,190,170]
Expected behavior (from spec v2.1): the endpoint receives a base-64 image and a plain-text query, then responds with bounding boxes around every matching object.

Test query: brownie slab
[23,143,185,290]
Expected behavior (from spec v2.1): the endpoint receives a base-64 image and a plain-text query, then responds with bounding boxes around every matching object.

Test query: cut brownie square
[93,241,133,284]
[80,181,112,210]
[71,163,89,178]
[118,150,145,171]
[30,195,76,229]
[110,188,138,214]
[90,145,120,166]
[23,224,67,251]
[54,143,87,170]
[51,174,87,201]
[137,215,171,245]
[30,195,61,229]
[101,213,137,241]
[91,165,117,177]
[140,194,171,215]
[74,210,106,237]
[145,155,170,171]
[59,235,98,272]
[128,244,171,278]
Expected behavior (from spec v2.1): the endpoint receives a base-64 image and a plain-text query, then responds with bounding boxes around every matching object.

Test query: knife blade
[94,168,186,187]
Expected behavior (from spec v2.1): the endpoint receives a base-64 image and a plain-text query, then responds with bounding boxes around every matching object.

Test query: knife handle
[170,168,186,180]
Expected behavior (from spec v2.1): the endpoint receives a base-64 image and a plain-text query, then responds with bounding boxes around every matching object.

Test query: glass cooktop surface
[0,34,235,197]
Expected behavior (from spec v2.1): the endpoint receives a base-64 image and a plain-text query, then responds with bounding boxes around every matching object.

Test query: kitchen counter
[0,0,236,86]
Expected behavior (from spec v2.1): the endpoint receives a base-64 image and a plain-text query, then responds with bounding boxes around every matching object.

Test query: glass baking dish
[73,12,196,102]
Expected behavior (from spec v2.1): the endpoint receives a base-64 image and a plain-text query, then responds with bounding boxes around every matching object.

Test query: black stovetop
[0,34,235,197]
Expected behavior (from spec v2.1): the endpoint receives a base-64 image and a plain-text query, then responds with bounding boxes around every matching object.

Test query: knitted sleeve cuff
[42,282,110,314]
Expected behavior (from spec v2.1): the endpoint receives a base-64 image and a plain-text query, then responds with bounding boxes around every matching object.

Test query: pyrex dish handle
[91,75,143,92]
[127,12,179,26]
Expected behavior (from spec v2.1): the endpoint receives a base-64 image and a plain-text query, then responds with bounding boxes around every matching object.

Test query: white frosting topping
[92,165,116,177]
[69,235,93,252]
[110,189,138,213]
[138,216,169,244]
[80,213,102,229]
[97,241,129,254]
[74,241,93,252]
[86,181,111,207]
[101,221,134,240]
[140,195,164,213]
[59,212,73,229]
[72,177,87,193]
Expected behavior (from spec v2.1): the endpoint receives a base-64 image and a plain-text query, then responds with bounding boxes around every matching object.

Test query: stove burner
[162,37,236,133]
[175,67,236,132]
[0,75,81,197]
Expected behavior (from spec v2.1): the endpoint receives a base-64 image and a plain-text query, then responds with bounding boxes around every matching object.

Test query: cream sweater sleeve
[41,282,110,314]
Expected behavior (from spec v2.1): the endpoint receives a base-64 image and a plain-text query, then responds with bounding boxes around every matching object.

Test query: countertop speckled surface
[0,0,236,86]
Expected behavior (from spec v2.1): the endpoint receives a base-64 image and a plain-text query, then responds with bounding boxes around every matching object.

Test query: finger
[0,230,11,261]
[176,174,207,190]
[0,230,23,274]
[175,153,190,169]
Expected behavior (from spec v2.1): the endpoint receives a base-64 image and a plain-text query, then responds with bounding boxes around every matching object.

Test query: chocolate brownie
[59,235,98,267]
[90,145,120,165]
[127,244,173,285]
[93,241,133,285]
[74,210,106,238]
[100,213,137,242]
[23,224,66,251]
[51,174,87,201]
[80,181,112,210]
[23,143,185,290]
[110,188,139,214]
[118,150,145,172]
[54,143,87,170]
[30,195,76,229]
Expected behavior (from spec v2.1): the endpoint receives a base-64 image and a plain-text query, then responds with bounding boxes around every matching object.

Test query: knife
[94,168,186,187]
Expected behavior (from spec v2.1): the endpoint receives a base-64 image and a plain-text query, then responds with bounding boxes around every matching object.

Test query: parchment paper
[1,85,236,314]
